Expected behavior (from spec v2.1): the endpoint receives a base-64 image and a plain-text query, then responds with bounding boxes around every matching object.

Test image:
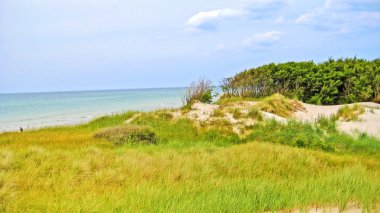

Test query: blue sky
[1,0,379,93]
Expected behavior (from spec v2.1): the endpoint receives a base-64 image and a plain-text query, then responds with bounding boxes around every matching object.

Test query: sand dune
[296,102,380,138]
[187,101,380,138]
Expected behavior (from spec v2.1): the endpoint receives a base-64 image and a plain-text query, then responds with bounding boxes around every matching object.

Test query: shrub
[373,94,380,103]
[221,58,380,105]
[181,78,213,107]
[94,125,158,145]
[336,104,365,121]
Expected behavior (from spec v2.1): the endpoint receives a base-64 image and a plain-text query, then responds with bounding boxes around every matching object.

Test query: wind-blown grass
[255,93,304,118]
[0,109,380,212]
[247,119,380,158]
[336,104,365,121]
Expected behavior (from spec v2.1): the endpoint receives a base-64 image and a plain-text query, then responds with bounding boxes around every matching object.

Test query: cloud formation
[185,8,246,31]
[294,0,380,32]
[243,31,283,46]
[185,0,290,31]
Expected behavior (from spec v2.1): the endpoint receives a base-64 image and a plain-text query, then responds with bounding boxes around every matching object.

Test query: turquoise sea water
[0,88,186,132]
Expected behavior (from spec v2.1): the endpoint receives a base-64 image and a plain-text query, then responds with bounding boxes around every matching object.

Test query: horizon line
[0,86,189,96]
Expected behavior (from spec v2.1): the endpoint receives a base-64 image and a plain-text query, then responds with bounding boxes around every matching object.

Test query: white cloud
[294,0,380,32]
[185,8,246,31]
[243,31,283,46]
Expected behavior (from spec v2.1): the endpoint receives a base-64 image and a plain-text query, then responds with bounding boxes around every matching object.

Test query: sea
[0,88,187,132]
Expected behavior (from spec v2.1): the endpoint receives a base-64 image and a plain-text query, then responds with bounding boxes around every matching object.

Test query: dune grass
[247,119,380,158]
[214,96,258,105]
[0,110,380,212]
[336,104,365,121]
[255,93,304,118]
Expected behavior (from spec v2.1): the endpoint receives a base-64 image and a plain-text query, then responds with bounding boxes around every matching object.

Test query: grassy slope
[1,110,380,212]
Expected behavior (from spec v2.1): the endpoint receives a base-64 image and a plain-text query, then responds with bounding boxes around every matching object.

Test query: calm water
[0,88,186,132]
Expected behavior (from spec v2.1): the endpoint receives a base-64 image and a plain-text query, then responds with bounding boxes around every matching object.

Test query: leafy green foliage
[222,58,380,104]
[199,89,213,104]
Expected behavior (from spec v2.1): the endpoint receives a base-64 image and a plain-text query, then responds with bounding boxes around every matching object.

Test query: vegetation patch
[336,104,365,121]
[247,107,264,121]
[1,106,380,211]
[94,125,158,145]
[247,120,380,157]
[211,108,225,117]
[221,58,380,104]
[181,78,214,108]
[214,96,257,105]
[255,93,304,118]
[230,108,243,119]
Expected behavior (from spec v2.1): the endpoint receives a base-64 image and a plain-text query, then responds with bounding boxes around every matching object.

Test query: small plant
[316,115,337,133]
[94,125,158,145]
[248,107,263,121]
[181,78,214,107]
[336,104,365,121]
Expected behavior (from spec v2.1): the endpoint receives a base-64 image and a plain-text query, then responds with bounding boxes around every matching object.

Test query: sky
[0,0,379,93]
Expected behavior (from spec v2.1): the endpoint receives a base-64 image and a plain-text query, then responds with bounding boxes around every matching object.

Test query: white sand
[295,102,380,138]
[188,101,380,138]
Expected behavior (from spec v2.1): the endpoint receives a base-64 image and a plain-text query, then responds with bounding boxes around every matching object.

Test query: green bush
[199,89,213,104]
[222,58,380,105]
[94,125,158,145]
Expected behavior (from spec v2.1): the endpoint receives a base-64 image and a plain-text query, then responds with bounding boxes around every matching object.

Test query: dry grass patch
[94,125,158,145]
[336,104,365,121]
[256,93,305,118]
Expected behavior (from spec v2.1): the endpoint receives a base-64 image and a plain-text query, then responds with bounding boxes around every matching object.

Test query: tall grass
[247,119,380,158]
[0,109,380,211]
[255,93,304,118]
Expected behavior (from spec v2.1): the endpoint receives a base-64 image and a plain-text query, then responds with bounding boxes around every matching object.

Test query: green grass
[247,119,380,158]
[0,109,380,212]
[214,96,258,105]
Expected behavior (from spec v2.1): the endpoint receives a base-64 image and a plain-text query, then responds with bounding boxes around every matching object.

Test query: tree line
[221,58,380,104]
